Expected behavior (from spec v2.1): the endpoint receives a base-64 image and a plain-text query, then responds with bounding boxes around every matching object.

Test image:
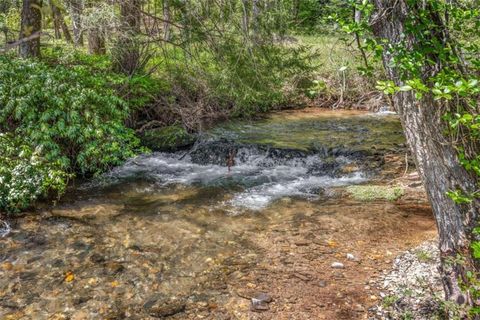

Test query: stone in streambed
[331,262,344,269]
[144,297,186,318]
[250,293,272,312]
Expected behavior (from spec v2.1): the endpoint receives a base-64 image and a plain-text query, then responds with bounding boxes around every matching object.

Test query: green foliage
[152,35,315,124]
[140,125,195,151]
[382,295,399,308]
[0,134,71,213]
[0,7,20,33]
[0,56,142,213]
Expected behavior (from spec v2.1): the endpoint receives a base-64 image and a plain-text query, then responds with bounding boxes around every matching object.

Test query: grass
[415,250,434,263]
[346,185,404,201]
[294,34,385,109]
[382,295,399,308]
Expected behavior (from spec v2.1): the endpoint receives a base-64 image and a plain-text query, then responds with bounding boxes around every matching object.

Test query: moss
[346,185,404,201]
[140,125,195,151]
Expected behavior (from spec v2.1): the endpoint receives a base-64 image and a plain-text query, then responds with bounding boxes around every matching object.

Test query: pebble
[375,240,443,319]
[331,262,344,269]
[254,293,273,303]
[346,253,355,261]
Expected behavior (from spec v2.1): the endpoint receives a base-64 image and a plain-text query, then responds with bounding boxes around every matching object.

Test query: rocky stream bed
[0,109,439,319]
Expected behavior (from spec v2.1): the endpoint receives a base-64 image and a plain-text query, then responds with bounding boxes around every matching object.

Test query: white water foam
[97,151,365,210]
[227,172,365,210]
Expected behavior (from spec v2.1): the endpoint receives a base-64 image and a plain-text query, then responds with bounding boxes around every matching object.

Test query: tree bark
[371,0,480,306]
[87,28,105,54]
[58,8,72,42]
[19,0,42,58]
[50,0,61,39]
[50,0,72,42]
[113,0,142,74]
[68,0,83,46]
[162,0,170,41]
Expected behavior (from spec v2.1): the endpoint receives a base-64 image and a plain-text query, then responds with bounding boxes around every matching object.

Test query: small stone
[331,262,344,269]
[318,280,327,287]
[251,298,269,312]
[346,253,355,261]
[71,310,89,320]
[292,273,311,281]
[294,240,310,246]
[147,299,186,318]
[254,293,273,303]
[354,304,365,312]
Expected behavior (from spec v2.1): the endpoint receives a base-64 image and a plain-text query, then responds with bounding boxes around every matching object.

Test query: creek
[0,109,436,319]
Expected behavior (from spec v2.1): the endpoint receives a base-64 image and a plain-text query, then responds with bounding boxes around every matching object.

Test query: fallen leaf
[1,262,13,271]
[65,271,75,283]
[327,240,337,247]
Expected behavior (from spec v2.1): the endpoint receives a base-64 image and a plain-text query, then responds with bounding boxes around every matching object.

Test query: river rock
[51,204,124,220]
[254,293,273,303]
[145,298,186,318]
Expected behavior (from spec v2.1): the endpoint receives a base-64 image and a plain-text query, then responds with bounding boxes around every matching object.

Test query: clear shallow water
[0,110,411,319]
[79,110,404,212]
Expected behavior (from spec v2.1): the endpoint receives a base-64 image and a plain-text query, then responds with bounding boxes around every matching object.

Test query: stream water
[0,109,434,320]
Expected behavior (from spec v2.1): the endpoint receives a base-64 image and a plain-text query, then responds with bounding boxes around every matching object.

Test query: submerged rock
[331,262,345,269]
[144,297,186,318]
[250,293,272,312]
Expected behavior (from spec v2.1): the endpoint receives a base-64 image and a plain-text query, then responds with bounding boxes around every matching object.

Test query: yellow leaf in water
[327,240,337,247]
[65,271,75,283]
[1,262,13,271]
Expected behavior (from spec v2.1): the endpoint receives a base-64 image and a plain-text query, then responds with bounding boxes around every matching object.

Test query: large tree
[370,0,480,309]
[19,0,42,58]
[113,0,141,74]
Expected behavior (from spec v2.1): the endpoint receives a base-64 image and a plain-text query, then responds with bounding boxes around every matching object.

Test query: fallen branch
[0,32,48,53]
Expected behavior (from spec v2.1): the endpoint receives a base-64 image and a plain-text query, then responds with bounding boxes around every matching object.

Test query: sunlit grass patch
[346,185,404,201]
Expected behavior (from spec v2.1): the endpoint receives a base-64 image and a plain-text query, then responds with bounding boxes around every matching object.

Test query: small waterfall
[90,139,367,210]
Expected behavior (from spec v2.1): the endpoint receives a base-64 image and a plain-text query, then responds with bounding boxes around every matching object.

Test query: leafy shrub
[0,134,70,213]
[0,56,141,212]
[140,125,195,151]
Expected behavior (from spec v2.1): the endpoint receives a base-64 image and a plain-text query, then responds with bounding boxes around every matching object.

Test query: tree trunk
[87,28,105,54]
[292,0,299,24]
[50,1,72,42]
[371,0,480,306]
[113,0,142,74]
[50,0,61,39]
[68,0,83,46]
[58,8,72,42]
[252,0,260,34]
[162,0,170,41]
[19,0,42,58]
